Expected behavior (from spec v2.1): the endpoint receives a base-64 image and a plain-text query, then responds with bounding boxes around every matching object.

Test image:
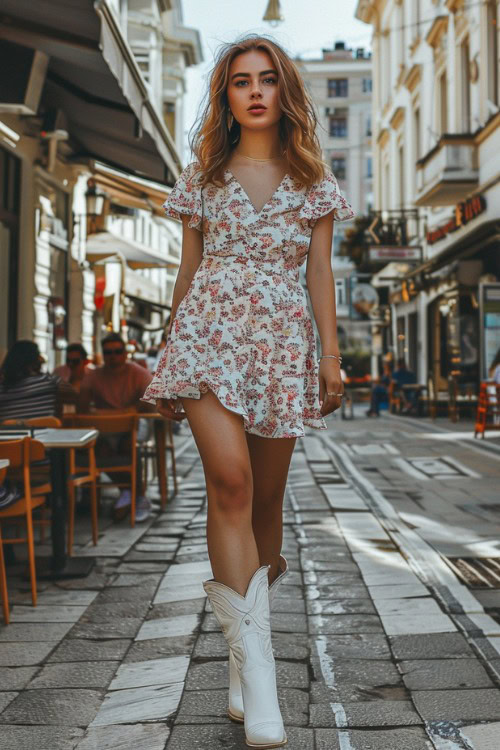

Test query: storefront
[405,201,500,391]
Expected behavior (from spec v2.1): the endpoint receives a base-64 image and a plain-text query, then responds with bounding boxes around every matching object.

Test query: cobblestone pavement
[1,414,500,749]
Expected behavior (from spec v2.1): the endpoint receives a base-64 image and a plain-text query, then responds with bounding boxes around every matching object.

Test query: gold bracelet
[318,355,342,363]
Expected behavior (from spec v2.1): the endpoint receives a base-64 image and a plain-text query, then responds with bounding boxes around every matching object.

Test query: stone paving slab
[315,727,433,749]
[0,688,103,725]
[90,682,184,725]
[27,661,120,689]
[0,726,84,750]
[399,658,494,690]
[76,723,170,750]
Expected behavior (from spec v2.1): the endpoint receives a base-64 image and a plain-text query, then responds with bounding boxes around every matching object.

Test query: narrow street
[1,414,500,750]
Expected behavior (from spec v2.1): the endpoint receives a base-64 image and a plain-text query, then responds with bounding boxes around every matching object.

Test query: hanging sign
[369,246,422,262]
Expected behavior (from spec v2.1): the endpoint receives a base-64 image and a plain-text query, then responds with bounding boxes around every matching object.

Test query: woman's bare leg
[246,433,296,584]
[181,391,259,595]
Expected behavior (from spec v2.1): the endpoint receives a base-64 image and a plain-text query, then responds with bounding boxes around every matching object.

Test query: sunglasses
[103,348,125,356]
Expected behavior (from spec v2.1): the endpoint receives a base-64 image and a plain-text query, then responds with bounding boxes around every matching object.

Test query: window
[331,157,346,180]
[487,0,499,105]
[366,157,373,178]
[362,78,372,93]
[438,71,448,134]
[328,78,348,97]
[461,39,471,131]
[366,114,372,136]
[329,111,348,137]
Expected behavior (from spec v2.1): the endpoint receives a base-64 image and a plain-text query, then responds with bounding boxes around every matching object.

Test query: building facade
[356,0,500,392]
[298,43,374,373]
[0,0,201,369]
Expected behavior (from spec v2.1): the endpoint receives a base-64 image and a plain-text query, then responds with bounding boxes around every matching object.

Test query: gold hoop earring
[227,109,234,131]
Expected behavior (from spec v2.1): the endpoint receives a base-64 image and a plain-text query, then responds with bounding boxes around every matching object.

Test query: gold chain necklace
[236,153,284,162]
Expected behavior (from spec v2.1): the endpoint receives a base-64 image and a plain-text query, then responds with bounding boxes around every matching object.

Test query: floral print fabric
[142,162,354,438]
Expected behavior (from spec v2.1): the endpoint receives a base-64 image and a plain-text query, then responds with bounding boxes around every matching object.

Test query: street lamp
[85,179,107,217]
[263,0,284,26]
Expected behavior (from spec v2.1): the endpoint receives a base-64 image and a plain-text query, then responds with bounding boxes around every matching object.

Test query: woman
[143,35,353,748]
[0,340,76,421]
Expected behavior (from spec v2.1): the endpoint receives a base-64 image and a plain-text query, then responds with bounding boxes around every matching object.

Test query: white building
[298,42,374,366]
[356,0,500,390]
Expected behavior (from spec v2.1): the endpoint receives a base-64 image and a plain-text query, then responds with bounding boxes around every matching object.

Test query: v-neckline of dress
[225,168,289,216]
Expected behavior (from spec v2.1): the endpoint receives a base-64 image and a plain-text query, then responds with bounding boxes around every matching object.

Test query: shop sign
[427,195,486,245]
[369,246,422,262]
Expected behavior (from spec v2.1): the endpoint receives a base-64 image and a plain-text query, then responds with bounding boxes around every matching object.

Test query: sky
[180,0,372,158]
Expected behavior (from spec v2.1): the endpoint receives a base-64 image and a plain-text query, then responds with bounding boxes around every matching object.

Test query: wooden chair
[0,438,48,624]
[426,376,450,419]
[65,414,138,527]
[143,418,179,508]
[388,381,402,414]
[3,417,99,556]
[165,420,178,497]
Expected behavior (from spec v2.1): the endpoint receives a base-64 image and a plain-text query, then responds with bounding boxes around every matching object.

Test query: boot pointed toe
[246,721,287,748]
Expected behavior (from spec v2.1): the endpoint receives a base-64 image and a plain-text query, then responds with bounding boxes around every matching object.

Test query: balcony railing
[416,135,478,207]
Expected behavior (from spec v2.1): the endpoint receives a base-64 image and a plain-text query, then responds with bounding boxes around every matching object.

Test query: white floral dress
[143,163,354,438]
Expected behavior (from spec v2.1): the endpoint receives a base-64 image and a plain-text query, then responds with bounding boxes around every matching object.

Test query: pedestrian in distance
[142,35,354,748]
[366,360,393,417]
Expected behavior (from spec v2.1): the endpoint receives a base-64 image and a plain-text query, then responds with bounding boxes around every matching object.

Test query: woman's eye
[235,80,248,87]
[263,77,277,85]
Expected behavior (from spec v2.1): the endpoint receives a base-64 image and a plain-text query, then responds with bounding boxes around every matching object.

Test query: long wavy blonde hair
[191,35,325,188]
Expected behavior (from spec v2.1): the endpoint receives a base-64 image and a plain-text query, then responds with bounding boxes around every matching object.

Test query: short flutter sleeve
[163,162,203,230]
[299,169,355,225]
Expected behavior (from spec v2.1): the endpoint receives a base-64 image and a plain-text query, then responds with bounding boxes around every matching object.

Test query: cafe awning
[86,231,180,269]
[0,0,181,183]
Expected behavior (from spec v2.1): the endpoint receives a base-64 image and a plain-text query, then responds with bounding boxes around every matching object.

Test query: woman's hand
[318,359,344,416]
[156,398,187,421]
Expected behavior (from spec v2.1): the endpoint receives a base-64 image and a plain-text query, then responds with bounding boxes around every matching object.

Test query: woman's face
[227,49,282,132]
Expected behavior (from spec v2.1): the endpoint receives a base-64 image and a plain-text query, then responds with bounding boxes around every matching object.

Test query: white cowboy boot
[228,556,289,723]
[204,566,287,749]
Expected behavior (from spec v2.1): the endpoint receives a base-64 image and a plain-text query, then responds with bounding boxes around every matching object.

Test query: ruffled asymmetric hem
[142,377,326,439]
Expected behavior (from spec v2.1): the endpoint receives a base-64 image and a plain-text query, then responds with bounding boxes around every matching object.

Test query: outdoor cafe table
[33,428,99,579]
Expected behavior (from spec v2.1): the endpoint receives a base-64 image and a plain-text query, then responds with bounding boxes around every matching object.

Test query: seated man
[392,358,418,414]
[0,340,76,421]
[54,343,91,393]
[79,333,154,523]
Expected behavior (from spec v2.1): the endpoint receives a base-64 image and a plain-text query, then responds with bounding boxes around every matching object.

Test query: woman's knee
[207,467,253,515]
